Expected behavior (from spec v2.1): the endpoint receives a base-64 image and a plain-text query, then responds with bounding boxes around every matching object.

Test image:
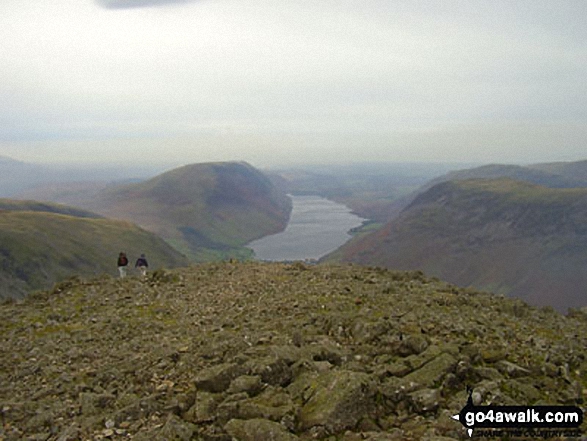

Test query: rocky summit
[1,262,586,440]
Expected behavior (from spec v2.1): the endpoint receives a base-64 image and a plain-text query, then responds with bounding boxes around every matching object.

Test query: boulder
[237,386,296,422]
[227,375,264,396]
[183,391,220,424]
[495,360,530,378]
[298,370,374,434]
[195,363,243,393]
[401,352,457,389]
[408,388,441,414]
[244,357,292,387]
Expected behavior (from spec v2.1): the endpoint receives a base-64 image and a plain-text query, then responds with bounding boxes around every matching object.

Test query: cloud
[95,0,200,9]
[1,0,586,165]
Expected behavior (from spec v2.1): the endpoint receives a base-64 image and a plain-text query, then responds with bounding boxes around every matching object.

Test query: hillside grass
[0,198,102,218]
[0,211,188,299]
[453,178,587,204]
[85,162,292,262]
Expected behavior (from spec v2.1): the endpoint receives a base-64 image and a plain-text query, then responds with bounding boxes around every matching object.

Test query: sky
[1,0,586,167]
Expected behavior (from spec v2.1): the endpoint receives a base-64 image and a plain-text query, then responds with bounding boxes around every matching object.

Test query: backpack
[119,254,128,266]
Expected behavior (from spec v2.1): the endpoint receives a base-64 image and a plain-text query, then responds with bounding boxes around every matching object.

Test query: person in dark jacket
[135,254,149,276]
[117,252,128,278]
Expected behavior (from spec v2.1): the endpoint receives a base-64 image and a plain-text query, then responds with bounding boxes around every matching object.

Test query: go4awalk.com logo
[452,390,583,438]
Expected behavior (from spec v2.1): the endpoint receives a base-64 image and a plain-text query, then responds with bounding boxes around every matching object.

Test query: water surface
[248,195,365,261]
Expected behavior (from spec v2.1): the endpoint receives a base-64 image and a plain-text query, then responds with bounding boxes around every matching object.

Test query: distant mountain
[331,178,587,312]
[267,162,463,221]
[0,202,188,300]
[382,160,587,222]
[425,163,587,189]
[79,162,292,261]
[0,155,42,196]
[0,154,173,198]
[528,159,587,183]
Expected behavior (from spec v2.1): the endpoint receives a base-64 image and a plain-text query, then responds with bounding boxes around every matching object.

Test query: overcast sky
[1,0,586,166]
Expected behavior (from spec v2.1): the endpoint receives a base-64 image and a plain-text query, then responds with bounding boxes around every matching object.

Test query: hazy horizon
[2,1,586,166]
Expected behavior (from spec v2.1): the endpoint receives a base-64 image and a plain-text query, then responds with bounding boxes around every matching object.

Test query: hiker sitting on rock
[117,252,128,278]
[135,254,149,276]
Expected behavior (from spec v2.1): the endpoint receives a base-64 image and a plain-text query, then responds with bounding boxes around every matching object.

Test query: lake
[247,195,366,261]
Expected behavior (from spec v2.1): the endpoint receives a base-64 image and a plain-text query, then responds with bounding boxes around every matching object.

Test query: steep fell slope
[0,206,188,300]
[84,162,292,261]
[332,179,587,312]
[0,262,585,440]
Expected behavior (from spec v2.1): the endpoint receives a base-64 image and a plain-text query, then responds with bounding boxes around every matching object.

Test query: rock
[409,388,441,414]
[501,379,542,403]
[216,392,249,424]
[225,418,299,441]
[400,352,458,389]
[1,262,586,441]
[244,356,292,387]
[183,391,220,424]
[302,339,344,365]
[237,386,296,422]
[398,334,429,356]
[298,370,374,434]
[157,414,196,441]
[266,345,304,365]
[227,375,264,396]
[473,366,503,381]
[195,363,243,393]
[403,345,443,371]
[495,360,530,378]
[379,361,412,378]
[350,319,391,344]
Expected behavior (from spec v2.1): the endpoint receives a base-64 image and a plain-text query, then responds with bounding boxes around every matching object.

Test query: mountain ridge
[68,161,292,261]
[330,178,587,312]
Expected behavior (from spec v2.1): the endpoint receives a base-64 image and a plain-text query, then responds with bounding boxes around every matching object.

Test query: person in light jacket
[117,252,128,278]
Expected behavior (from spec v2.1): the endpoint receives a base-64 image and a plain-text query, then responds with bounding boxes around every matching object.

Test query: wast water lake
[247,195,366,261]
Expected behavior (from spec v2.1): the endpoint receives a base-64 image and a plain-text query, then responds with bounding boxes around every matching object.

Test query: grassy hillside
[0,198,103,218]
[381,160,587,224]
[330,179,587,312]
[82,162,292,261]
[0,209,188,300]
[426,163,587,189]
[1,262,585,440]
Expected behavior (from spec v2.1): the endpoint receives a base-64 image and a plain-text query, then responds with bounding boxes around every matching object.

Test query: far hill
[0,203,188,300]
[424,162,587,190]
[81,162,292,261]
[529,159,587,183]
[384,160,587,221]
[267,162,465,221]
[329,178,587,312]
[0,154,170,198]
